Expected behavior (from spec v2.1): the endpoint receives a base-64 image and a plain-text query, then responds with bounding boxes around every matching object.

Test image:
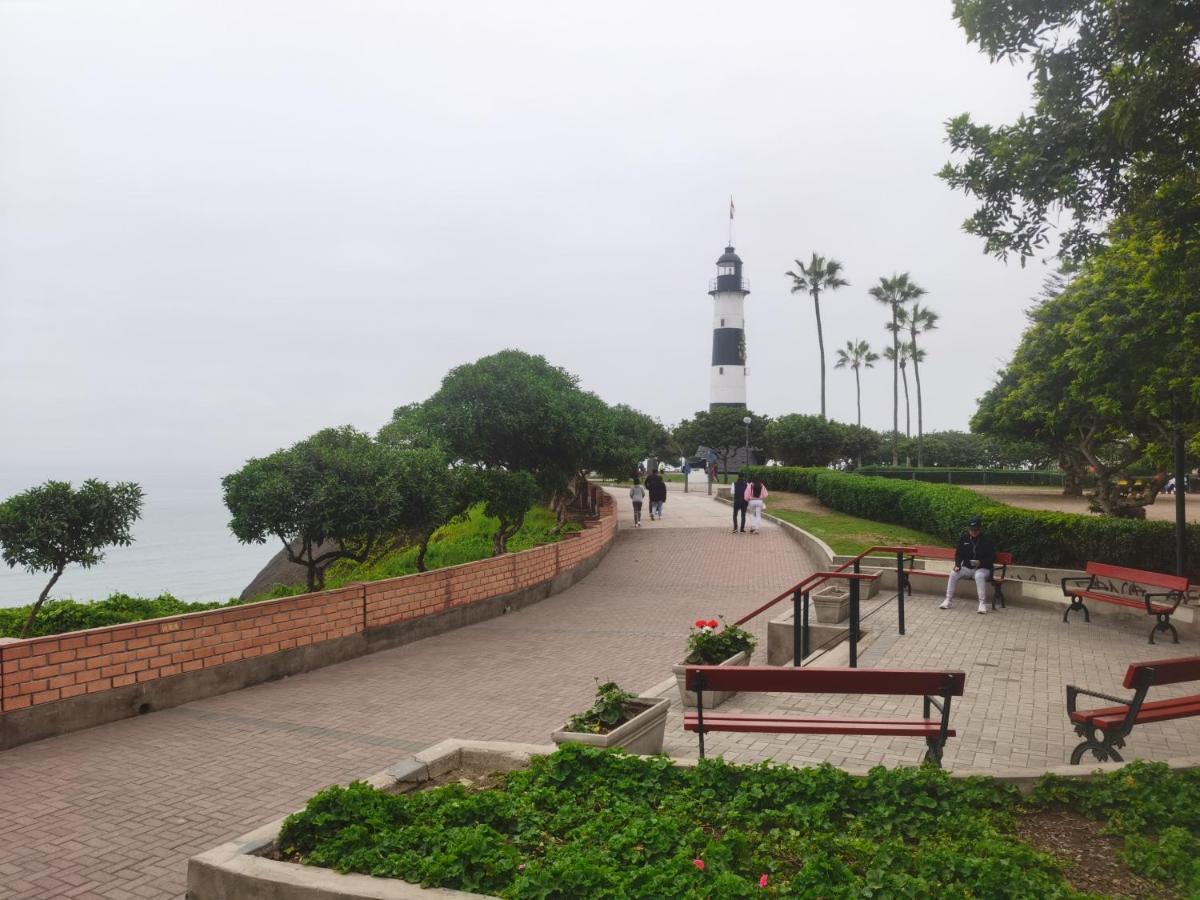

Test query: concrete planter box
[672,649,751,709]
[812,587,851,624]
[551,696,669,755]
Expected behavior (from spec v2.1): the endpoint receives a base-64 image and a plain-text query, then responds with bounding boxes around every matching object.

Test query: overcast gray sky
[1,0,1053,490]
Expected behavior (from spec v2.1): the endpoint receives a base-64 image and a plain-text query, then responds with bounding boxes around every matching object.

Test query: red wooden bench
[1067,656,1200,763]
[902,546,1014,609]
[683,665,965,768]
[1061,562,1190,644]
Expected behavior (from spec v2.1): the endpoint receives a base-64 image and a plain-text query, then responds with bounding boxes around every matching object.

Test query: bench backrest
[685,665,965,696]
[1087,561,1189,593]
[913,546,1013,565]
[1124,656,1200,689]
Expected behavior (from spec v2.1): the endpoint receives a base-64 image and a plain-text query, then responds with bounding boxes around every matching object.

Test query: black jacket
[732,478,748,506]
[646,475,668,502]
[954,531,996,570]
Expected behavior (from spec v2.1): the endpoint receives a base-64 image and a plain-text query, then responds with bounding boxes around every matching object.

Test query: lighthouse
[708,245,749,410]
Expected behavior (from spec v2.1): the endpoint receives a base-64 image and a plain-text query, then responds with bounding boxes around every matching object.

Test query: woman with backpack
[742,476,769,534]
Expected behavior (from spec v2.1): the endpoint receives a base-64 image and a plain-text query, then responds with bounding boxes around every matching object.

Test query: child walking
[743,477,769,533]
[629,478,645,527]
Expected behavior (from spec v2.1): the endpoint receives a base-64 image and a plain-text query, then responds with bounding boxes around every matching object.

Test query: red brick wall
[0,487,615,714]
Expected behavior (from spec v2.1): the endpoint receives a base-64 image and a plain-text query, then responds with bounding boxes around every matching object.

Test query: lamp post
[742,416,752,470]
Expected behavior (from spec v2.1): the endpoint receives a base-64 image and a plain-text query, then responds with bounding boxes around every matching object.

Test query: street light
[742,415,752,469]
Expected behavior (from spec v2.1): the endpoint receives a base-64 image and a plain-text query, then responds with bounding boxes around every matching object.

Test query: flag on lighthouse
[729,196,735,220]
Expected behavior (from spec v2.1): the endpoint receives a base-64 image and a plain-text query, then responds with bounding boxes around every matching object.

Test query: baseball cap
[967,516,982,528]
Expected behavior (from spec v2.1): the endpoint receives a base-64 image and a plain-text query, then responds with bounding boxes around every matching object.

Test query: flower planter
[551,696,670,755]
[813,586,851,624]
[672,649,751,709]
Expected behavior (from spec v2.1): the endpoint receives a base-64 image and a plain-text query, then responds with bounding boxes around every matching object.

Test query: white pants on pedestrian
[946,566,990,602]
[747,499,764,531]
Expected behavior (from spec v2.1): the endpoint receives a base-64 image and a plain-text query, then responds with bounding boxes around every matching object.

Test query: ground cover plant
[768,503,941,556]
[563,681,640,734]
[0,592,230,639]
[276,745,1200,898]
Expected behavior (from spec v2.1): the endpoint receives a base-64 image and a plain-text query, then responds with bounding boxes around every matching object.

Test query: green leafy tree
[765,415,846,468]
[223,427,417,591]
[901,303,939,466]
[883,342,913,446]
[940,1,1200,262]
[673,408,770,479]
[786,253,849,418]
[833,339,879,428]
[869,273,926,464]
[592,404,671,480]
[476,469,539,555]
[0,480,144,638]
[838,424,883,471]
[377,402,443,451]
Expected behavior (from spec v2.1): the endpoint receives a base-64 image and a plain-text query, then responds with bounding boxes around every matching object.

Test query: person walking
[731,472,749,533]
[940,515,997,614]
[629,478,645,528]
[743,476,768,534]
[646,471,667,520]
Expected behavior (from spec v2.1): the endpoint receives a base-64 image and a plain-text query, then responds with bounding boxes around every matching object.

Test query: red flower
[759,874,769,888]
[693,859,705,871]
[694,619,707,628]
[706,619,719,629]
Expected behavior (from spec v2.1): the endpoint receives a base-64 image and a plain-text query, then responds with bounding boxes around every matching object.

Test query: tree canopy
[673,408,769,476]
[0,479,144,637]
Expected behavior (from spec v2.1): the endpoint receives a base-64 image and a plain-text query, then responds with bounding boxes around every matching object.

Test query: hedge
[745,466,1200,578]
[857,467,1075,487]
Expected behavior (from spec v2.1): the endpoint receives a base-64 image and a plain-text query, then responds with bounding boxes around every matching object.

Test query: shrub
[563,681,639,734]
[684,618,757,664]
[0,593,231,639]
[748,466,1200,577]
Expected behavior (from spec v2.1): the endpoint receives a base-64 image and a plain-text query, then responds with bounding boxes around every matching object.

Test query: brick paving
[0,485,810,899]
[3,485,1199,899]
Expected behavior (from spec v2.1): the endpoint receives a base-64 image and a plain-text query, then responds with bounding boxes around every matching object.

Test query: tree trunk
[912,343,925,467]
[813,291,826,419]
[416,534,431,572]
[854,367,862,427]
[901,365,911,438]
[1061,453,1085,497]
[891,307,899,465]
[21,564,65,639]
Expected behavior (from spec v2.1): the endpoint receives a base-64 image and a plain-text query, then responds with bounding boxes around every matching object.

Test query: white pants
[946,566,990,602]
[747,499,764,531]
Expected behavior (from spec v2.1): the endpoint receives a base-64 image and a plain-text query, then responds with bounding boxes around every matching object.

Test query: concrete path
[0,485,812,899]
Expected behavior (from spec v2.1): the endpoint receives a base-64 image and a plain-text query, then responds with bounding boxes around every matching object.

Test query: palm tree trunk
[912,340,925,467]
[901,367,911,438]
[813,291,826,418]
[854,367,862,427]
[891,307,899,465]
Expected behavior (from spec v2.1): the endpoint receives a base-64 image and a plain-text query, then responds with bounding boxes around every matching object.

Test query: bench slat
[1087,561,1188,593]
[683,714,953,738]
[1070,694,1200,726]
[1123,657,1200,689]
[683,665,965,696]
[1093,700,1200,730]
[1069,590,1174,615]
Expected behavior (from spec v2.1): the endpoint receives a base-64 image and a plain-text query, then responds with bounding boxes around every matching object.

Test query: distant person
[646,471,667,520]
[743,476,768,534]
[629,478,645,528]
[940,515,997,615]
[1166,476,1177,494]
[731,472,749,534]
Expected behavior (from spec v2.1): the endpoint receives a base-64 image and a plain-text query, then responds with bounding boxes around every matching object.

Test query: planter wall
[672,649,750,709]
[550,697,669,755]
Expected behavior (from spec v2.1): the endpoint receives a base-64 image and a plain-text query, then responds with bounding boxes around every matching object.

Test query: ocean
[0,481,273,609]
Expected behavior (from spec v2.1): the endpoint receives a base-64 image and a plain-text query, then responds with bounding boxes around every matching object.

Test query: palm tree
[834,339,879,427]
[786,253,849,419]
[902,302,939,466]
[868,273,926,464]
[883,343,912,451]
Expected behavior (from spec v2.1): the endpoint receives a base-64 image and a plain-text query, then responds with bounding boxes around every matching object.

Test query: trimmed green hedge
[857,467,1075,487]
[746,466,1200,578]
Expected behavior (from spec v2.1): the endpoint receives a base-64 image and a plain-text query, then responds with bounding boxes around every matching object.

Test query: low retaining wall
[0,489,615,750]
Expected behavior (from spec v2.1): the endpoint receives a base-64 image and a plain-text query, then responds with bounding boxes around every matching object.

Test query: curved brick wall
[0,488,615,748]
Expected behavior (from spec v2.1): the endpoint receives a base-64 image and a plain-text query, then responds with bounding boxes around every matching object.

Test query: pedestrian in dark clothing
[939,515,998,614]
[731,473,748,533]
[646,472,667,520]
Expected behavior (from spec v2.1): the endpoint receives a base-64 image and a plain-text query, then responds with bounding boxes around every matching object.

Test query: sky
[0,0,1056,494]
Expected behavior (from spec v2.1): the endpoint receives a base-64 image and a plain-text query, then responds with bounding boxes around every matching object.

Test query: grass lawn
[768,499,941,556]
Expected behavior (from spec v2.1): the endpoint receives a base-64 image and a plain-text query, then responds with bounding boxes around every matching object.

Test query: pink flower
[693,859,705,871]
[707,619,719,629]
[759,874,769,888]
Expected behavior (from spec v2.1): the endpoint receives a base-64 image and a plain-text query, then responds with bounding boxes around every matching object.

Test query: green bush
[0,593,233,639]
[278,744,1196,897]
[858,467,1076,487]
[745,466,1200,577]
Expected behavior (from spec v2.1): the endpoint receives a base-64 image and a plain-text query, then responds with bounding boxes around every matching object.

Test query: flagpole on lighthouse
[728,196,735,245]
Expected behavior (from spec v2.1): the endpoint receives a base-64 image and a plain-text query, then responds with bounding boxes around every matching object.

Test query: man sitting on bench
[939,515,996,615]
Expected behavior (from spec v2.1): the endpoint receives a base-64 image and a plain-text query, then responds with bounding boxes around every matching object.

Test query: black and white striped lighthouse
[708,245,749,410]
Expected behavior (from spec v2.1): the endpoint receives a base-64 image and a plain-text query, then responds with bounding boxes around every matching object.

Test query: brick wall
[0,487,614,716]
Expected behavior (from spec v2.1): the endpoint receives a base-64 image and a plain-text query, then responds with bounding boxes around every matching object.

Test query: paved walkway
[0,485,812,899]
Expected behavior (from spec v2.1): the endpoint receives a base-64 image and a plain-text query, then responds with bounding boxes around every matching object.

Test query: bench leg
[1063,599,1089,624]
[991,582,1005,610]
[1150,614,1178,645]
[922,737,944,769]
[1069,734,1125,765]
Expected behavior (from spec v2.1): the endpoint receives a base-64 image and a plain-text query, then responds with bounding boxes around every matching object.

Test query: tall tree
[785,254,849,418]
[0,480,144,638]
[902,303,939,466]
[833,339,879,427]
[883,344,913,466]
[673,408,770,479]
[869,273,926,464]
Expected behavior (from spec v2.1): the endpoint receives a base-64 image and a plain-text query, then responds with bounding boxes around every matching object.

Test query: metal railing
[733,545,917,668]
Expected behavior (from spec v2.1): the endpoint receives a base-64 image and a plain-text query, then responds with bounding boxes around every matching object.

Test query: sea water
[0,480,272,608]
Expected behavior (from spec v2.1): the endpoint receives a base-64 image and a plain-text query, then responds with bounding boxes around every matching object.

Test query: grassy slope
[769,501,942,555]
